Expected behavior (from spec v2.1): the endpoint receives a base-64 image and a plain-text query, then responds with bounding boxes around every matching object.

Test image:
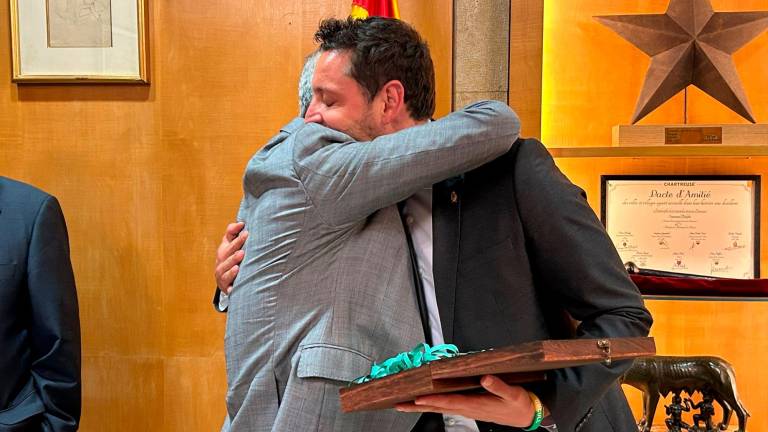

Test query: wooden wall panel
[0,1,452,430]
[509,0,543,138]
[80,356,164,431]
[400,1,453,118]
[164,356,228,430]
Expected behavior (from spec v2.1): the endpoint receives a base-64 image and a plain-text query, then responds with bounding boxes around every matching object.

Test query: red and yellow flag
[350,0,400,19]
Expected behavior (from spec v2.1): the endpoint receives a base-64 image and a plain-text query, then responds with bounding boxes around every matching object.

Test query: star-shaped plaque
[595,0,768,124]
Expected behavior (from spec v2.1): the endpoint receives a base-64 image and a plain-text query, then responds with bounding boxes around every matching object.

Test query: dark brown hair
[314,17,436,120]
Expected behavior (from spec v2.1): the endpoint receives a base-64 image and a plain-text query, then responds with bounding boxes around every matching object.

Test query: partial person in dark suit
[0,177,81,432]
[393,138,652,432]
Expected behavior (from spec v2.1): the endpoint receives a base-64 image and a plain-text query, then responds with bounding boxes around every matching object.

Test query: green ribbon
[352,343,459,384]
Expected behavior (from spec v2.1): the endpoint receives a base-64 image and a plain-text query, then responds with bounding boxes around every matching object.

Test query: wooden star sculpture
[595,0,768,124]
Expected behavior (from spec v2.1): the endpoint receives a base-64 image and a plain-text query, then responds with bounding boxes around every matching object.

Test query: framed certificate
[601,175,760,279]
[9,0,149,83]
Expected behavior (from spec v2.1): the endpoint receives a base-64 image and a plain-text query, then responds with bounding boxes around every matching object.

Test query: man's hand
[215,222,248,294]
[395,375,538,427]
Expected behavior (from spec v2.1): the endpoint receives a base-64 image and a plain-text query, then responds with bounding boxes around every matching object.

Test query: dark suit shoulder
[510,137,575,189]
[0,177,53,215]
[511,137,556,168]
[0,178,61,257]
[461,137,547,185]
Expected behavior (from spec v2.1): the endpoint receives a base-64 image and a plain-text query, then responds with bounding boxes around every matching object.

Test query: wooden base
[612,124,768,147]
[339,337,655,412]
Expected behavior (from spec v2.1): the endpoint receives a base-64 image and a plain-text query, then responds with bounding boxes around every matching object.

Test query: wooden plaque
[339,337,655,412]
[611,124,768,146]
[664,127,722,144]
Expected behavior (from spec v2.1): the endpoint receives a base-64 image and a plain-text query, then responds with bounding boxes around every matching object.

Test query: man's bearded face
[305,50,382,141]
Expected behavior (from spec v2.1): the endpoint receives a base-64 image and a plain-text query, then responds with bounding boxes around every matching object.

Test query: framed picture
[601,175,761,280]
[9,0,149,83]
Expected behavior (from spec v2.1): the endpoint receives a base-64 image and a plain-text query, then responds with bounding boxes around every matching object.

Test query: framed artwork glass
[10,0,148,83]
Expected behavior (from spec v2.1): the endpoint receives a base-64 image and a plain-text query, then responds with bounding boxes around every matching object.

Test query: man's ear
[378,80,406,123]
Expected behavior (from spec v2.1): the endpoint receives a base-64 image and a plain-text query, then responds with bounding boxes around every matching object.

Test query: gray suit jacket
[223,101,520,432]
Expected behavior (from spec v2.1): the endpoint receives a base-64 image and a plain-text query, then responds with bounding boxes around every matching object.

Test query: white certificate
[602,176,760,279]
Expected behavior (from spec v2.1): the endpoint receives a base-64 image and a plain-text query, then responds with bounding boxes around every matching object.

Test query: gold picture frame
[10,0,149,83]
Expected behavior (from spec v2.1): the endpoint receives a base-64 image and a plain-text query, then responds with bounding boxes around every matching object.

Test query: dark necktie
[397,201,432,346]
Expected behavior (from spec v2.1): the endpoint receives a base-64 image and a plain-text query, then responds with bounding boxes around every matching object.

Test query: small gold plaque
[664,127,723,144]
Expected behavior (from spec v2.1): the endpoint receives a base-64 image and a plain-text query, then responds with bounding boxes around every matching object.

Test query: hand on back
[215,222,248,294]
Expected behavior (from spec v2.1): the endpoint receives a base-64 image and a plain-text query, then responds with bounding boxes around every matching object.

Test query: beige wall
[0,1,451,430]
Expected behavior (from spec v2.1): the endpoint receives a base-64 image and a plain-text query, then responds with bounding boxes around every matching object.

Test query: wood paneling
[509,0,543,139]
[164,356,229,430]
[80,356,164,431]
[400,1,453,118]
[0,1,451,430]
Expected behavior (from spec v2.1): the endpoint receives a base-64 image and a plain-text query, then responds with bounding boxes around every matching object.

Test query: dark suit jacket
[429,139,652,432]
[0,177,81,432]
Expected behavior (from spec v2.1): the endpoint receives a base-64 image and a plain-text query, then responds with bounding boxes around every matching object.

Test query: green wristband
[523,391,544,431]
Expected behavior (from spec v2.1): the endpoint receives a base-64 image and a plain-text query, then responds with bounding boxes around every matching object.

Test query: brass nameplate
[664,127,723,144]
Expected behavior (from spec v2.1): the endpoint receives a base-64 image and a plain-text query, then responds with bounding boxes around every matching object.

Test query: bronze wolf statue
[621,356,749,432]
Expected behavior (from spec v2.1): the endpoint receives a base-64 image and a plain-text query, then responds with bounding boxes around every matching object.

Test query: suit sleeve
[512,140,652,432]
[293,100,520,227]
[26,196,81,432]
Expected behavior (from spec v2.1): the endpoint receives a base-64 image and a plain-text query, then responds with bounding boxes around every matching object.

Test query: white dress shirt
[402,187,481,432]
[218,291,229,312]
[402,187,558,432]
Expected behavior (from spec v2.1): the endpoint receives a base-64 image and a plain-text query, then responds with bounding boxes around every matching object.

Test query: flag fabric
[350,0,400,19]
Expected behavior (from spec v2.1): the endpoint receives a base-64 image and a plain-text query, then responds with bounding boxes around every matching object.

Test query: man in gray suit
[213,50,320,312]
[221,18,521,432]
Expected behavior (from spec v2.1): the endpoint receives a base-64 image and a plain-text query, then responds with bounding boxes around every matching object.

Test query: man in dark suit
[393,138,652,431]
[0,177,81,432]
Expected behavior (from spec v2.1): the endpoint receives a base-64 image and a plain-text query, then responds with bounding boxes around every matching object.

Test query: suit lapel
[432,176,463,343]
